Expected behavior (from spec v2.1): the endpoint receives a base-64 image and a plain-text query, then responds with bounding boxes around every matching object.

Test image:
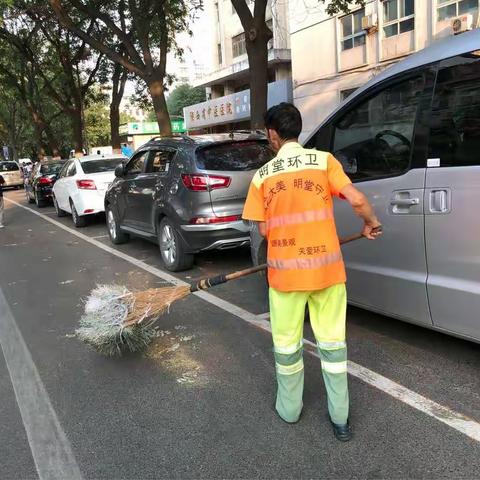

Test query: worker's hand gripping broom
[76,229,380,357]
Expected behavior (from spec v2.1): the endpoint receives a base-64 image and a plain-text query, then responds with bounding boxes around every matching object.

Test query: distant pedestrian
[121,143,133,158]
[0,174,5,228]
[243,103,382,441]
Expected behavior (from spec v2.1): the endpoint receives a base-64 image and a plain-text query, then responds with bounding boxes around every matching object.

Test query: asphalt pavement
[1,188,480,480]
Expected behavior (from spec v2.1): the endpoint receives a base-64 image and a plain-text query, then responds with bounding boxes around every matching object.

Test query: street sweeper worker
[242,102,382,442]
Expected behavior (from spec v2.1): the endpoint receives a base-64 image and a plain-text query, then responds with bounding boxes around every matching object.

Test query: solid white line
[257,312,270,320]
[0,287,83,480]
[6,196,480,443]
[91,234,109,239]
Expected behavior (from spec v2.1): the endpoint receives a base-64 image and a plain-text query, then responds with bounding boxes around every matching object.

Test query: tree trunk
[147,79,172,137]
[71,108,84,156]
[110,105,121,153]
[110,63,127,153]
[246,34,270,130]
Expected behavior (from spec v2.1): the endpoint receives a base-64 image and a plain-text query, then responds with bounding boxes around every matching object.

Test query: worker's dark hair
[264,102,302,140]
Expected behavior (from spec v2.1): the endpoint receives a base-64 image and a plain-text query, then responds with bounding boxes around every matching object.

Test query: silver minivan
[253,30,480,343]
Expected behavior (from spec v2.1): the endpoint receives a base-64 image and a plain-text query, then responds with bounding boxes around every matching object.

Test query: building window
[217,43,222,65]
[340,9,366,51]
[383,0,415,37]
[437,0,477,21]
[232,33,247,58]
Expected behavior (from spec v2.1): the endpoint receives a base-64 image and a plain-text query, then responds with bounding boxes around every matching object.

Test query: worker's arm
[340,184,382,240]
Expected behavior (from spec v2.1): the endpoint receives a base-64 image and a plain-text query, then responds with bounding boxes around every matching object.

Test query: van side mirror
[115,164,125,177]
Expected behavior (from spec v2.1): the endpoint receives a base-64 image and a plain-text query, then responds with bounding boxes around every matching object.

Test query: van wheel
[158,218,193,272]
[70,200,87,228]
[106,206,129,244]
[53,196,66,217]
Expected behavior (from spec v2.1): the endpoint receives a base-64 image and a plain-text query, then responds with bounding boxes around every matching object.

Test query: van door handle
[390,198,420,206]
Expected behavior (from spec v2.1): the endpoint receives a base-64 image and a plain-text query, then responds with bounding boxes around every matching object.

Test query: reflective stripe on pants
[269,283,349,424]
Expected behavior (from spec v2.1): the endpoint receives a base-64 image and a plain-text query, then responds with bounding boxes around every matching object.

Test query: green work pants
[269,283,349,425]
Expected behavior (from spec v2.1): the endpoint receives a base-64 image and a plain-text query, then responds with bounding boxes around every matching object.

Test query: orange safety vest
[243,142,352,292]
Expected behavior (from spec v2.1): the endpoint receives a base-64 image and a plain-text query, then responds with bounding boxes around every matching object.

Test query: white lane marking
[6,196,480,443]
[92,234,109,239]
[257,312,270,320]
[0,287,83,480]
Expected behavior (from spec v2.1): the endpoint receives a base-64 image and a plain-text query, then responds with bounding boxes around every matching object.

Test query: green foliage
[85,97,111,148]
[166,84,206,117]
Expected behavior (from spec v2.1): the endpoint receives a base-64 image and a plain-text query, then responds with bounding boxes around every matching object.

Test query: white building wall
[290,0,479,140]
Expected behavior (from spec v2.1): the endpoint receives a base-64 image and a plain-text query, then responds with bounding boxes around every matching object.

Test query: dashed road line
[5,195,480,444]
[0,287,83,480]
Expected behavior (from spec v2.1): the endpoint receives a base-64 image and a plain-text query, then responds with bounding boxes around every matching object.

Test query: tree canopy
[167,84,206,117]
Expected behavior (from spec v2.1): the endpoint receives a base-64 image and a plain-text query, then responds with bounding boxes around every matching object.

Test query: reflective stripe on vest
[268,251,342,270]
[266,208,334,232]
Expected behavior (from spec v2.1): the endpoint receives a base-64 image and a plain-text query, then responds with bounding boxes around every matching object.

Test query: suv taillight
[38,176,52,185]
[181,174,231,191]
[76,179,96,190]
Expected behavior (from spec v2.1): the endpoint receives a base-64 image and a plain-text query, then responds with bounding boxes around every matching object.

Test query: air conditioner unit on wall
[451,14,473,35]
[362,13,378,33]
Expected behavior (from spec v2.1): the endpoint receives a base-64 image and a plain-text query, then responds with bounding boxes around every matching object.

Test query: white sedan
[52,154,126,227]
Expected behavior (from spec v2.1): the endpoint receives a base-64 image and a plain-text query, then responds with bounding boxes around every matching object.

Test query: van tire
[158,217,194,272]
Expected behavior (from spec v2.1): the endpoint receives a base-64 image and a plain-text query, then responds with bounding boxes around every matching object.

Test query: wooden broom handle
[192,227,382,289]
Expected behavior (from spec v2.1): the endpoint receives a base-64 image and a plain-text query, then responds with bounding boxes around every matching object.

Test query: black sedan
[25,160,66,207]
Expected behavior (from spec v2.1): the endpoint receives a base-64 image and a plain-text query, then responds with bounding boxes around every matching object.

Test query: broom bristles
[123,285,191,326]
[76,284,191,356]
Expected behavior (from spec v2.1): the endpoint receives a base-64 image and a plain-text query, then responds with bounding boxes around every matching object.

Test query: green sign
[119,119,186,135]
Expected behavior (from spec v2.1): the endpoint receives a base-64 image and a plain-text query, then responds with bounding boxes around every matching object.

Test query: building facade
[289,0,480,140]
[185,0,293,131]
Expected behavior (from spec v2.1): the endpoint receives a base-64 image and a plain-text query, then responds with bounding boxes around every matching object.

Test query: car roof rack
[148,134,196,143]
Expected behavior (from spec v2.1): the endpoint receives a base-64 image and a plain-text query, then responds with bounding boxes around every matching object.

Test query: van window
[332,75,424,180]
[196,141,273,171]
[427,54,480,167]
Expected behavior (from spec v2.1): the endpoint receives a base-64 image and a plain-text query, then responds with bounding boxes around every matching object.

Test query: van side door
[424,52,480,341]
[308,71,433,325]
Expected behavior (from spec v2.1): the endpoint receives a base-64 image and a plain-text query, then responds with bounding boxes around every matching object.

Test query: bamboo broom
[76,229,379,356]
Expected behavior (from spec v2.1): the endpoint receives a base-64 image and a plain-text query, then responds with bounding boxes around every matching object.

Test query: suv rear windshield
[41,162,65,175]
[0,162,19,171]
[196,141,273,171]
[81,158,122,174]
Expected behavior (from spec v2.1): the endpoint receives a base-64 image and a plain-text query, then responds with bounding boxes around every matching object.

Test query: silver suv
[105,133,273,271]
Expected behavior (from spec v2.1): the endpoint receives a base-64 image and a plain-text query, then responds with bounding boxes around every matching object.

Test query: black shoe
[330,419,352,442]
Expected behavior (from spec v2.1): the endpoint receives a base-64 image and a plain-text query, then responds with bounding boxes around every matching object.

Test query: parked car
[251,30,480,343]
[25,160,66,207]
[0,161,23,189]
[53,154,127,227]
[105,133,274,271]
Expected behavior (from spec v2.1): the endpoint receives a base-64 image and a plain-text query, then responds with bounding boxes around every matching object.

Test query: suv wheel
[106,206,129,244]
[158,217,193,271]
[70,200,87,228]
[53,196,66,217]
